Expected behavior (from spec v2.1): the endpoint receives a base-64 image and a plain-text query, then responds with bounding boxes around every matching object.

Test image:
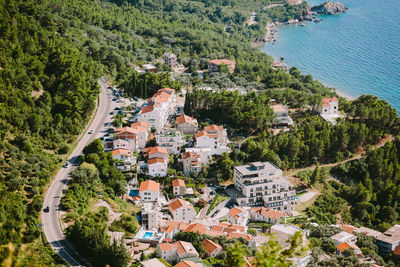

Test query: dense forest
[304,139,400,232]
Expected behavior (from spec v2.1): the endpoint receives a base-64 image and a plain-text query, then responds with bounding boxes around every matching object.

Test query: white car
[88,129,95,134]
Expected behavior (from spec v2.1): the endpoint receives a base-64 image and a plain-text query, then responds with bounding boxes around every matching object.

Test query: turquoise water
[262,0,400,110]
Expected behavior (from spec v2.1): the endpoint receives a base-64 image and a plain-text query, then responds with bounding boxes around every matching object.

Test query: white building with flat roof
[233,162,297,210]
[270,103,293,127]
[156,129,185,154]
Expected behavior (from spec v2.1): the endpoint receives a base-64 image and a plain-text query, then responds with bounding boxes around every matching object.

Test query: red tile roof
[251,207,285,219]
[111,148,131,156]
[337,242,351,252]
[340,224,358,234]
[204,124,223,132]
[131,121,149,128]
[139,180,160,192]
[146,146,168,155]
[148,158,165,165]
[159,242,174,252]
[172,179,185,187]
[322,97,338,106]
[202,239,222,255]
[177,115,196,125]
[182,152,200,160]
[228,207,245,219]
[169,199,193,211]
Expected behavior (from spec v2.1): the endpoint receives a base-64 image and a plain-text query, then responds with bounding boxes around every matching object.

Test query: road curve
[41,80,113,266]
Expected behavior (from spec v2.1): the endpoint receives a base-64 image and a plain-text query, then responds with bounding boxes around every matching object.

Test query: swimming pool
[143,232,153,240]
[129,190,138,197]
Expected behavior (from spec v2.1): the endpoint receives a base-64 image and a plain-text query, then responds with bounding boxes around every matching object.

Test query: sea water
[262,0,400,110]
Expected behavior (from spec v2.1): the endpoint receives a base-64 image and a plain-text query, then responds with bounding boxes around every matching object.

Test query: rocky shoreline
[252,1,348,46]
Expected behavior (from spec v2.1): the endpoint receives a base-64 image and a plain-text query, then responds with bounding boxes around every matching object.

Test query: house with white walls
[139,180,160,202]
[168,199,196,222]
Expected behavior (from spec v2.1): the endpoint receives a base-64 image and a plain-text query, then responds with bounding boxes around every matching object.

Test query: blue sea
[261,0,400,110]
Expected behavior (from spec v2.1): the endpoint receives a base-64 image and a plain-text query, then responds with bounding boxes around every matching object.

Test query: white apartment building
[138,88,175,131]
[141,202,163,229]
[114,123,149,152]
[172,179,186,196]
[227,207,248,226]
[113,139,133,151]
[131,121,150,150]
[234,162,297,210]
[195,124,230,155]
[145,146,169,162]
[376,225,400,253]
[168,199,196,222]
[181,152,202,175]
[270,103,294,127]
[176,114,198,134]
[156,129,185,154]
[331,231,357,245]
[148,158,167,177]
[319,97,339,115]
[111,148,136,171]
[139,180,160,202]
[164,53,177,69]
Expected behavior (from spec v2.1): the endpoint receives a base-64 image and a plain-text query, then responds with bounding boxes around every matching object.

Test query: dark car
[112,98,117,101]
[43,206,50,213]
[133,97,139,101]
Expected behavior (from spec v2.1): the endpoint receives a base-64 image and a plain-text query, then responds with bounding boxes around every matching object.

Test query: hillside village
[88,54,400,267]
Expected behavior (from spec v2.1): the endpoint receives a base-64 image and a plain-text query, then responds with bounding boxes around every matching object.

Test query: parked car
[63,162,69,168]
[133,97,139,101]
[112,98,116,101]
[109,111,114,115]
[88,129,95,134]
[43,206,50,213]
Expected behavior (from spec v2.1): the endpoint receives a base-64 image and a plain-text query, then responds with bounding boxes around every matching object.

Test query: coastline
[254,20,358,102]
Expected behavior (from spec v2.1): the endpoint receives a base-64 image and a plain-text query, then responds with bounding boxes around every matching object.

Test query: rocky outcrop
[311,1,348,15]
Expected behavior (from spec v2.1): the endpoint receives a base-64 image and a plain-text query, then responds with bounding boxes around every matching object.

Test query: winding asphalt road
[41,80,113,266]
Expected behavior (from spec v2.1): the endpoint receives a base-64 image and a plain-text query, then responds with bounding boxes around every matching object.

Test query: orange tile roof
[201,229,227,237]
[337,242,351,252]
[159,242,174,252]
[228,207,245,219]
[183,223,207,233]
[111,148,131,156]
[177,115,196,125]
[202,239,222,255]
[251,207,285,219]
[162,221,190,233]
[146,146,168,155]
[175,241,198,256]
[209,59,235,65]
[148,91,171,104]
[195,131,218,139]
[182,151,200,160]
[148,158,166,165]
[322,97,338,106]
[139,180,160,192]
[227,232,253,241]
[172,179,185,187]
[340,224,358,234]
[115,126,139,135]
[174,260,198,267]
[131,121,149,128]
[204,124,223,132]
[169,199,193,211]
[140,104,156,114]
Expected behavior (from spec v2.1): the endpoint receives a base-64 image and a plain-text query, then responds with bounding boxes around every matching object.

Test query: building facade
[139,180,160,202]
[233,162,297,210]
[168,199,196,222]
[176,114,198,134]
